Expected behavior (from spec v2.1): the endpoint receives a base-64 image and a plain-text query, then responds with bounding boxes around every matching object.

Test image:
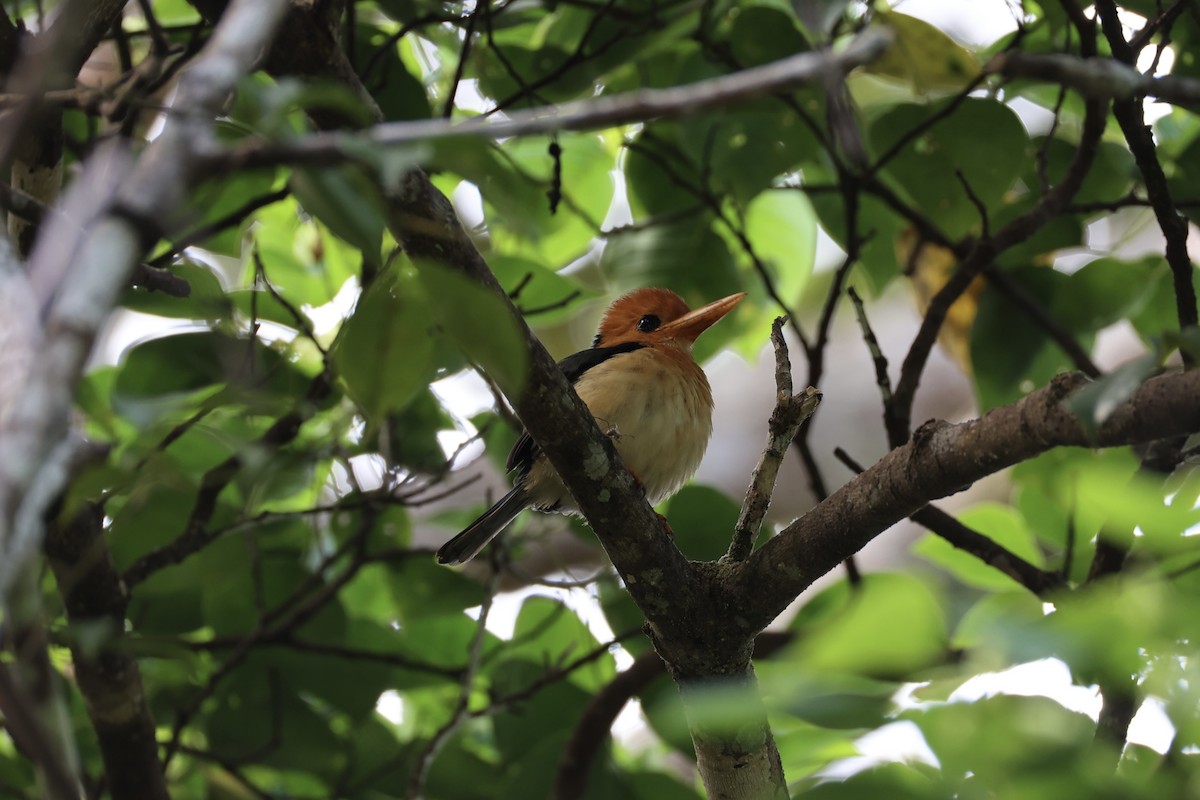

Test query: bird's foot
[656,512,674,537]
[627,465,647,497]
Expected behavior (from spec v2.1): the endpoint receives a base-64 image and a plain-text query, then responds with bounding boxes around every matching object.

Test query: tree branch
[211,27,893,170]
[44,505,170,800]
[1093,0,1199,342]
[887,93,1108,443]
[736,368,1200,633]
[1,0,291,596]
[726,318,821,562]
[0,4,290,799]
[989,50,1200,108]
[834,448,1066,597]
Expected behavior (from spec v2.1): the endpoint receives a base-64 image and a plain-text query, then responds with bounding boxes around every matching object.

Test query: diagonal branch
[833,448,1066,597]
[887,93,1108,444]
[736,367,1200,634]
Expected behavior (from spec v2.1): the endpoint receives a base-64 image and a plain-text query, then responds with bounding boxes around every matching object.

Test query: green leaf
[1167,125,1200,226]
[176,170,284,257]
[1129,260,1200,342]
[384,388,457,474]
[1038,576,1199,686]
[601,217,742,302]
[112,331,311,427]
[1075,461,1200,555]
[499,596,614,692]
[661,485,741,561]
[598,578,652,656]
[248,199,359,307]
[1024,138,1135,207]
[913,502,1046,592]
[1060,257,1164,331]
[798,762,944,800]
[970,267,1072,409]
[1067,354,1160,438]
[991,196,1084,271]
[120,260,227,320]
[769,716,860,782]
[624,771,704,800]
[871,98,1027,239]
[952,590,1047,651]
[439,133,615,267]
[808,187,906,294]
[1014,483,1097,582]
[677,104,819,206]
[228,287,311,330]
[762,667,896,730]
[388,557,486,621]
[784,573,948,679]
[489,665,590,763]
[352,24,432,121]
[493,254,597,325]
[290,166,385,259]
[624,125,703,217]
[205,667,343,781]
[740,190,816,303]
[416,264,529,397]
[333,268,435,423]
[906,695,1095,784]
[726,5,810,67]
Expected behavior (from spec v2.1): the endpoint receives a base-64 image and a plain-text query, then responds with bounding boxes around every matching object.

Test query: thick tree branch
[0,4,290,799]
[989,51,1200,108]
[44,505,169,800]
[553,632,795,800]
[2,0,290,592]
[833,448,1066,597]
[736,368,1200,633]
[0,662,79,800]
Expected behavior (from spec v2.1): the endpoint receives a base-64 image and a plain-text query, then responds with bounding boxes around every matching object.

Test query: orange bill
[657,292,746,342]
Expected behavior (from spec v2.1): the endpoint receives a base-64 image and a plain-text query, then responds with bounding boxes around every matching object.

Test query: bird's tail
[436,486,529,566]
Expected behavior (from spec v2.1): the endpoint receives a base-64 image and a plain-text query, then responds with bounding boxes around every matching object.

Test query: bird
[437,287,746,566]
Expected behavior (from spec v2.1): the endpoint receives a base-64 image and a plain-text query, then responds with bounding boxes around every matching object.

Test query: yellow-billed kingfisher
[437,288,745,566]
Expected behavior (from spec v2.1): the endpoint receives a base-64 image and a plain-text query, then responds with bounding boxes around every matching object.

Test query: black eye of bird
[636,314,661,333]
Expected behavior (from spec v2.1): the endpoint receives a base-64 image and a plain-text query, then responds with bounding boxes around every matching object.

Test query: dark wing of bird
[505,342,645,475]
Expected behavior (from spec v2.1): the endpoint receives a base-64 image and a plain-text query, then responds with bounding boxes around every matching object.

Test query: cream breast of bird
[526,347,714,510]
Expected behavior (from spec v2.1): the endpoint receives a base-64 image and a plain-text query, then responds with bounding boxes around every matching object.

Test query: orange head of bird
[593,288,746,350]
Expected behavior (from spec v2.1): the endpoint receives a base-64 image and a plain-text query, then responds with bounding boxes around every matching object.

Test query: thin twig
[405,560,501,799]
[726,319,821,562]
[847,286,892,405]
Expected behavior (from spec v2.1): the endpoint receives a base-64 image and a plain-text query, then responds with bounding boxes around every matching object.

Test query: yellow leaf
[867,10,981,95]
[896,227,984,373]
